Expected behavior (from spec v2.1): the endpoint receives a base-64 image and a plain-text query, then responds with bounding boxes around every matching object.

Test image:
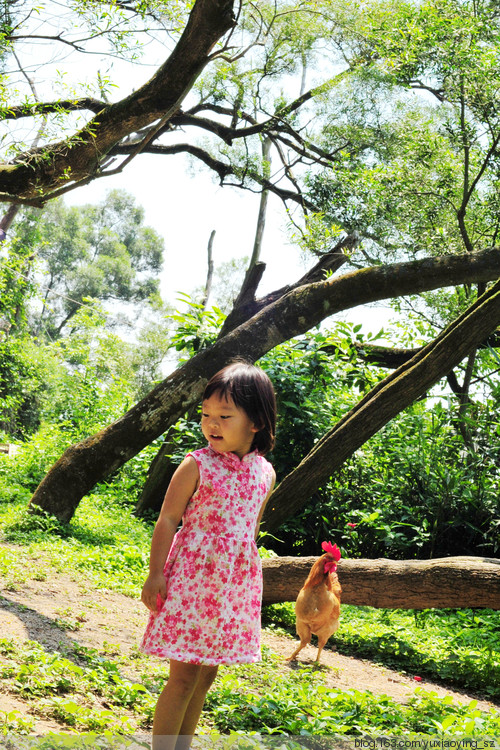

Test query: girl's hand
[141,573,167,614]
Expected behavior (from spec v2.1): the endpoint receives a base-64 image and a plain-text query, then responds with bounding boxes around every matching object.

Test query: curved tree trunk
[28,249,500,522]
[261,556,500,609]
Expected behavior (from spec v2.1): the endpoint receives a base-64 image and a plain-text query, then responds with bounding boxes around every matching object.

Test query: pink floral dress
[139,445,274,665]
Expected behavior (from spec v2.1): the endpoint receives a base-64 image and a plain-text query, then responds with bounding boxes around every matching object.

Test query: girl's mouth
[210,435,223,441]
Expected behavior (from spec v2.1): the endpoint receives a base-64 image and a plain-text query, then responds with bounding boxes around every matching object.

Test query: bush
[273,403,500,559]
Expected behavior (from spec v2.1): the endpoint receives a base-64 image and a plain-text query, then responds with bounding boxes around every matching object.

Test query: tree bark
[262,275,500,532]
[28,248,500,522]
[261,556,500,609]
[0,0,235,203]
[219,235,352,337]
[0,204,20,239]
[134,438,178,516]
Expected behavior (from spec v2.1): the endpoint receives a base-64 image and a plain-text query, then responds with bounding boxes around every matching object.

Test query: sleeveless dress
[139,445,274,665]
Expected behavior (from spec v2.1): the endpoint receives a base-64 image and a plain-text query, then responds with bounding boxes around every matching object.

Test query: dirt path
[0,569,498,734]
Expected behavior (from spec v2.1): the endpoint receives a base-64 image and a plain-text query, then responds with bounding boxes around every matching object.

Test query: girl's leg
[152,660,204,750]
[175,665,219,750]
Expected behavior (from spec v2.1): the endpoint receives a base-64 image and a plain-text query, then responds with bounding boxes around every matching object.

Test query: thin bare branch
[110,141,318,211]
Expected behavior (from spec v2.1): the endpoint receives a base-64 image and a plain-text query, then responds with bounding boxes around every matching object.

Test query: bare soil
[0,561,498,735]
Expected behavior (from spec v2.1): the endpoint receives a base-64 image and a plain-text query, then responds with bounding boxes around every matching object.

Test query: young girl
[140,362,277,750]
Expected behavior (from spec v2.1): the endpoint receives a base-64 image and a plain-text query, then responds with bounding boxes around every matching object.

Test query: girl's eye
[221,415,230,420]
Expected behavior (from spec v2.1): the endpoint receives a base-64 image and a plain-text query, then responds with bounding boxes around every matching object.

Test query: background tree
[0,189,170,436]
[24,251,500,523]
[1,0,500,546]
[193,257,249,314]
[11,190,164,339]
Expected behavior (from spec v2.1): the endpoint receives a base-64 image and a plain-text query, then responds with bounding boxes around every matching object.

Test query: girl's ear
[252,419,264,434]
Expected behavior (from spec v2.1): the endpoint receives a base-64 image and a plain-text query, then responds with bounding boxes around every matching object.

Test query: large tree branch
[120,100,350,169]
[28,247,500,521]
[323,341,422,368]
[113,142,234,180]
[319,330,500,369]
[262,275,500,532]
[174,83,327,141]
[101,70,356,189]
[0,0,236,203]
[167,98,333,153]
[219,235,356,337]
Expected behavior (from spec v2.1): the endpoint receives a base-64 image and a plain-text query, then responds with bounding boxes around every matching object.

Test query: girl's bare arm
[141,456,199,613]
[254,468,276,540]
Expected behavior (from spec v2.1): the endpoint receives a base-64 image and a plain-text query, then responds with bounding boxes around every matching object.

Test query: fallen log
[261,556,500,609]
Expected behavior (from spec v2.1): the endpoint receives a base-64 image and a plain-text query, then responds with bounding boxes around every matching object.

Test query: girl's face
[201,392,259,458]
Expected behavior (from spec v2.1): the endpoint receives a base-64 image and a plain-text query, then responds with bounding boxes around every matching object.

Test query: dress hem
[139,645,261,666]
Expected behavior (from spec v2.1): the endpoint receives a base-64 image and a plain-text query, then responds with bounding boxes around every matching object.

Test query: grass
[0,638,150,733]
[203,649,500,736]
[0,464,499,738]
[0,634,499,738]
[0,491,151,597]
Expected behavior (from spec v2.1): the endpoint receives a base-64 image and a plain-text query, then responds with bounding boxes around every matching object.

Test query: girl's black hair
[203,362,277,455]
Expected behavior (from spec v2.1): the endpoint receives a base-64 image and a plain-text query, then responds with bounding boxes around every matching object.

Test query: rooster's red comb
[321,541,341,560]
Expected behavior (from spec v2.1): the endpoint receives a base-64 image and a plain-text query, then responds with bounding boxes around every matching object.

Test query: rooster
[288,541,342,664]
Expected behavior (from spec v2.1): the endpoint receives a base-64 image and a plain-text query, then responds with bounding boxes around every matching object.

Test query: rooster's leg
[287,622,311,661]
[315,643,325,663]
[315,621,339,664]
